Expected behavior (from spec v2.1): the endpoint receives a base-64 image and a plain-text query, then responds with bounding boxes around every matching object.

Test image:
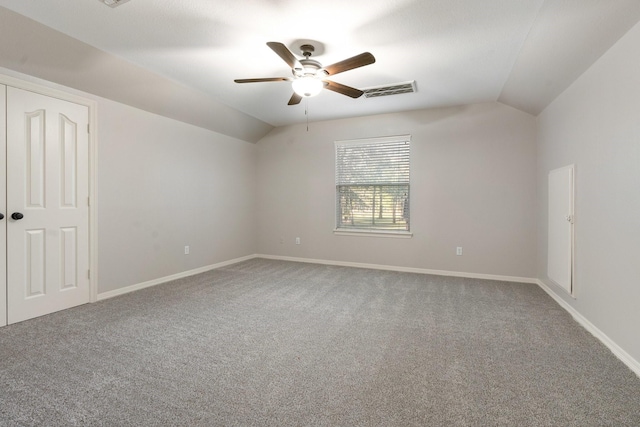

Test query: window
[335,135,411,236]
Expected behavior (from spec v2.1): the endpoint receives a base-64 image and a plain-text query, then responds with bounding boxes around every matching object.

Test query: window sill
[333,229,413,239]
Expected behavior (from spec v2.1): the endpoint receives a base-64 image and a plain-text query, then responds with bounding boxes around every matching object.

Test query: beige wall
[537,21,640,363]
[256,102,537,278]
[98,99,258,293]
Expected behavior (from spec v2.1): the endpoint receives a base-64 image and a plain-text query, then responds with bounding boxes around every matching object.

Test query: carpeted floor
[0,258,639,426]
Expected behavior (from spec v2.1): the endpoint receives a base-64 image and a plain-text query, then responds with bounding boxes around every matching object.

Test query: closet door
[0,85,6,327]
[6,87,90,324]
[548,165,574,295]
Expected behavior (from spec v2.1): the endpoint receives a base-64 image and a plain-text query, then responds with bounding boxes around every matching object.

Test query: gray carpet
[1,258,639,426]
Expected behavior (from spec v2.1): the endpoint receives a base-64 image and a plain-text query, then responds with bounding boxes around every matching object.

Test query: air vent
[99,0,131,7]
[362,81,417,98]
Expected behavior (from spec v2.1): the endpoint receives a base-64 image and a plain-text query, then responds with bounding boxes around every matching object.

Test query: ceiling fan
[234,42,375,105]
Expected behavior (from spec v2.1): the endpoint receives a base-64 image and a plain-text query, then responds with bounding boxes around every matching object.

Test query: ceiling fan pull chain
[305,99,309,132]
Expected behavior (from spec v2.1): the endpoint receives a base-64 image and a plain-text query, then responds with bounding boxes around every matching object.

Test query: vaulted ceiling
[1,0,640,133]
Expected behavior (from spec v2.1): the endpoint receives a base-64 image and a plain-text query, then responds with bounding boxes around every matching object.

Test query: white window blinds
[335,135,411,233]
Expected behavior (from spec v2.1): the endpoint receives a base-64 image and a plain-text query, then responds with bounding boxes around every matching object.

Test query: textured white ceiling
[1,0,640,128]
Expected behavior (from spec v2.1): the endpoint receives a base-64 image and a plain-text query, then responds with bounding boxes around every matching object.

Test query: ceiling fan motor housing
[289,44,323,78]
[294,59,323,78]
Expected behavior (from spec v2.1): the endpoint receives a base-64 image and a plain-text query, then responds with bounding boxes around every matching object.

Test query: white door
[548,165,574,295]
[6,86,90,324]
[0,85,7,327]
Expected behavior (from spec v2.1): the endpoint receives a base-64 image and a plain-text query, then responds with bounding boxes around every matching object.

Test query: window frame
[334,135,412,238]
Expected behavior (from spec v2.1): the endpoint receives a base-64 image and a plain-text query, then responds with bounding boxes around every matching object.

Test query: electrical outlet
[184,245,190,255]
[456,246,463,256]
[295,237,301,245]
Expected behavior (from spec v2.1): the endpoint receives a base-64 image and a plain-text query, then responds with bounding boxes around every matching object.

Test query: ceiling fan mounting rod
[293,44,323,78]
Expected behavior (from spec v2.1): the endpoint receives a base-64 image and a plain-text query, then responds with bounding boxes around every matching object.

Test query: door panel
[26,109,46,208]
[61,227,78,289]
[0,85,6,327]
[25,229,46,297]
[7,87,90,324]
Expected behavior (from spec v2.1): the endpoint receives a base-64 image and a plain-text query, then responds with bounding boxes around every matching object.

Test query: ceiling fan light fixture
[292,76,323,98]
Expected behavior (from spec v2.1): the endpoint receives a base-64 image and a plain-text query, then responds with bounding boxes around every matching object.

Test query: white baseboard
[97,253,536,302]
[536,279,640,378]
[96,254,257,301]
[255,254,538,284]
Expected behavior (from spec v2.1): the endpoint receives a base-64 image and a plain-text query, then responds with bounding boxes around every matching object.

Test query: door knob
[0,213,4,220]
[11,212,24,220]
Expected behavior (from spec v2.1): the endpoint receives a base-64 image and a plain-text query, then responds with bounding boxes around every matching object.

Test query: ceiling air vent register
[362,81,417,98]
[99,0,131,8]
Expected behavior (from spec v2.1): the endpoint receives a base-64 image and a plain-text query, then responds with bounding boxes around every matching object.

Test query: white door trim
[0,85,6,327]
[0,73,99,304]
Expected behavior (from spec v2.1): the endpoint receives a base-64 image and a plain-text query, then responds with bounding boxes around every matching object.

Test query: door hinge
[88,196,91,207]
[88,270,91,279]
[87,123,90,133]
